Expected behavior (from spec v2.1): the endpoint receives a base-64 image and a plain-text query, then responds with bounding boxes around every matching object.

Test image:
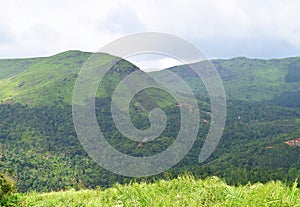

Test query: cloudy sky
[0,0,300,70]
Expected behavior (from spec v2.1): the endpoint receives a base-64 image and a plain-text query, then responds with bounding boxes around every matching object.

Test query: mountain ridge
[1,50,300,106]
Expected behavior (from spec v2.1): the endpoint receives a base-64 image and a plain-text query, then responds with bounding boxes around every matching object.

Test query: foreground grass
[23,176,300,207]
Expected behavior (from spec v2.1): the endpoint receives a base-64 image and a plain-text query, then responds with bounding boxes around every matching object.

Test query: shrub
[0,172,20,207]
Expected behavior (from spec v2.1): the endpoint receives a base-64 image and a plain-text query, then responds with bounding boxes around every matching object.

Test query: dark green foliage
[285,62,300,82]
[0,173,20,207]
[1,99,300,192]
[272,91,300,107]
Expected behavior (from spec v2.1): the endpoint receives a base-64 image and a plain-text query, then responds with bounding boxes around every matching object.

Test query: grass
[0,51,91,106]
[0,51,135,106]
[22,176,300,207]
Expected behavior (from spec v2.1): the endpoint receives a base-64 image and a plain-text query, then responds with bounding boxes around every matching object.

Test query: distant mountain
[151,56,300,106]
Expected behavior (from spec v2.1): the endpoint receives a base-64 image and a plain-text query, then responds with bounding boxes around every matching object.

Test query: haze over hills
[0,51,300,193]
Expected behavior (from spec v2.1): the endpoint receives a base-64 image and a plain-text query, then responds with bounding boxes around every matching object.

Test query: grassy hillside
[0,50,176,108]
[23,176,300,207]
[1,51,300,106]
[151,56,300,104]
[0,51,91,106]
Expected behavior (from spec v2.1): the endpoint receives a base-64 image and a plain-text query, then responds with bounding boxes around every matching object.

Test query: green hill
[151,56,300,106]
[0,50,175,108]
[0,51,90,106]
[23,176,300,207]
[1,51,300,106]
[0,51,300,194]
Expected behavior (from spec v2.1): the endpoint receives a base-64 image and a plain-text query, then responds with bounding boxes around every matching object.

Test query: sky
[0,0,300,71]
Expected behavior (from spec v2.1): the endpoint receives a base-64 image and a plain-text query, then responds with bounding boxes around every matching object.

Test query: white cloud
[127,54,182,72]
[0,0,299,64]
[100,3,144,33]
[0,23,15,45]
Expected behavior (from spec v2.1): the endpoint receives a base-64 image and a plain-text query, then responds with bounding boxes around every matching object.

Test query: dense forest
[0,98,300,192]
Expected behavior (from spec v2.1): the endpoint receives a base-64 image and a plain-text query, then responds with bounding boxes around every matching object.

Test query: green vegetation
[1,98,299,193]
[153,56,300,103]
[0,172,20,207]
[1,51,300,106]
[0,51,90,106]
[23,176,300,207]
[0,51,300,206]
